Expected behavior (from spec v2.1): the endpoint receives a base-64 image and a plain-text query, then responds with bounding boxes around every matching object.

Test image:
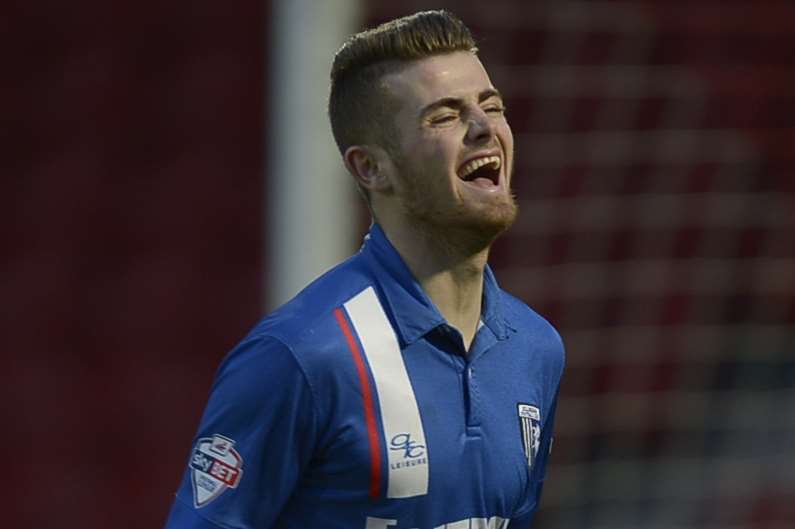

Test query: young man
[165,10,564,529]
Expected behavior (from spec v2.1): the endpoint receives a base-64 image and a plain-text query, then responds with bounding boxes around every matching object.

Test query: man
[165,10,564,529]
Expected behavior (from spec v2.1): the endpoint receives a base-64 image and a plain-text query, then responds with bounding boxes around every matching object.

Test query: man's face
[379,51,517,239]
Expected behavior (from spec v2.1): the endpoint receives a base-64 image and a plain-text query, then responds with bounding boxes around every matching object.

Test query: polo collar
[360,223,509,346]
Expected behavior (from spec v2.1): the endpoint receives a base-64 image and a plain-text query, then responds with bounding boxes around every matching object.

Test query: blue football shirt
[165,223,565,529]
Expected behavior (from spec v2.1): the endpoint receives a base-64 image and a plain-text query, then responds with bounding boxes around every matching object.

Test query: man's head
[329,10,476,157]
[329,11,517,243]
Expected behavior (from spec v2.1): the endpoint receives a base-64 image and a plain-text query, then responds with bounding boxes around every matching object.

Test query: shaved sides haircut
[328,10,477,155]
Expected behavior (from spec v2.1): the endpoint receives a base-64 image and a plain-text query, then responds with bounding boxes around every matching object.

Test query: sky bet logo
[389,433,427,470]
[189,434,244,507]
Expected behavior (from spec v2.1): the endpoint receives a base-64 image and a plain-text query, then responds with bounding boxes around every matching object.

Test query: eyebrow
[419,88,504,119]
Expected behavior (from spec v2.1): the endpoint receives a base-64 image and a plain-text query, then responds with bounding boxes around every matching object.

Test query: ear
[343,145,393,194]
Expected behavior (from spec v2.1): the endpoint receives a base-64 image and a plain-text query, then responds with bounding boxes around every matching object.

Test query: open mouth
[458,155,501,187]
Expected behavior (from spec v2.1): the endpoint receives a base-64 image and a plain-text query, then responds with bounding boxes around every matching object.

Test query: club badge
[517,403,541,469]
[189,434,244,507]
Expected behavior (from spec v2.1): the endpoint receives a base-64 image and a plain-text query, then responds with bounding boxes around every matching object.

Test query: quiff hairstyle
[328,10,477,156]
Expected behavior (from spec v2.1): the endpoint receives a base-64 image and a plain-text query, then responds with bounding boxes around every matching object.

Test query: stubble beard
[394,156,519,253]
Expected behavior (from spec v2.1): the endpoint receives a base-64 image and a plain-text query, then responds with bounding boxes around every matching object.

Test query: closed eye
[430,113,459,125]
[484,104,506,115]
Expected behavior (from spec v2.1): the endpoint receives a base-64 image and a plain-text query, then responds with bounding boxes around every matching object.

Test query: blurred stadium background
[4,1,794,528]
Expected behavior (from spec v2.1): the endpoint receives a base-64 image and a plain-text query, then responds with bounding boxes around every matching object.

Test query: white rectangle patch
[345,287,429,498]
[518,403,540,421]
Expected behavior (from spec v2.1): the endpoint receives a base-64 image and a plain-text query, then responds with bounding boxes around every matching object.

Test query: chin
[449,197,519,247]
[398,182,518,247]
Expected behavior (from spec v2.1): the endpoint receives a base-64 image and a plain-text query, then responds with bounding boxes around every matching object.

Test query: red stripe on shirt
[333,307,382,499]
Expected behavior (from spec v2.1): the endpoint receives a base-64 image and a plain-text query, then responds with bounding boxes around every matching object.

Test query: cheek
[499,124,515,170]
[412,141,455,174]
[500,121,514,152]
[393,132,461,192]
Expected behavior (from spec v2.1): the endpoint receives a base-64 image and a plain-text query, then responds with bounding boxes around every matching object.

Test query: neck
[378,218,493,351]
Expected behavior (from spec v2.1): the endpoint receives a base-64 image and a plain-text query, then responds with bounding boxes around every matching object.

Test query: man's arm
[512,385,560,528]
[164,335,317,529]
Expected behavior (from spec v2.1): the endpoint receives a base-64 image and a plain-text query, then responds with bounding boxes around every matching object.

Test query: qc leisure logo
[389,432,427,470]
[189,434,244,507]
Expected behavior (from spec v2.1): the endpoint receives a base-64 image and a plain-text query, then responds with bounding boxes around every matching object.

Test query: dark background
[4,1,794,528]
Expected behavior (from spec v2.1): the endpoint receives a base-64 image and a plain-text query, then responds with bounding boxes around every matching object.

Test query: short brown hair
[328,10,477,155]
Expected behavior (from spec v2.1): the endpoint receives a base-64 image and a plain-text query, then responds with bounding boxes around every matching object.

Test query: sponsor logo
[517,403,542,469]
[389,433,428,470]
[390,433,425,458]
[189,434,243,507]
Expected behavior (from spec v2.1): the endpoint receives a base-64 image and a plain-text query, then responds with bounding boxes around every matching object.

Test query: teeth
[459,156,501,178]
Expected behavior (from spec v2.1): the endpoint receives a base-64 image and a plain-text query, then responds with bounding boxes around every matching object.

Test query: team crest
[517,403,541,469]
[189,434,244,507]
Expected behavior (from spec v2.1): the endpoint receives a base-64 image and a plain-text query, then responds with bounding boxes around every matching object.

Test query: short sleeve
[512,385,560,525]
[164,335,317,529]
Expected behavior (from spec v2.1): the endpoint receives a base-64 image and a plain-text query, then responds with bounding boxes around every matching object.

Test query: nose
[465,109,496,144]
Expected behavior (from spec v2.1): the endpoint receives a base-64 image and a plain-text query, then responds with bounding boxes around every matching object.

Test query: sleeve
[511,385,560,527]
[164,334,318,529]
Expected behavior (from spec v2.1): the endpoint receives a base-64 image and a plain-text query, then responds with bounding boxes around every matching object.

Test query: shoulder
[234,253,375,379]
[210,333,311,407]
[251,254,370,342]
[499,289,566,375]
